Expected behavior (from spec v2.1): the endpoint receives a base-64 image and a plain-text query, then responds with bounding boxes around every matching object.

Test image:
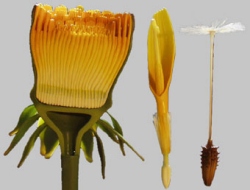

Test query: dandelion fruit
[182,21,245,186]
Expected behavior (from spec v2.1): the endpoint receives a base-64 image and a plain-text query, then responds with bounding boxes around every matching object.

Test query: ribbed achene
[30,4,133,108]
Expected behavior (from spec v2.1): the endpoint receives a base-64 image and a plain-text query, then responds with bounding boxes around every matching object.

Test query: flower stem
[208,31,215,141]
[46,112,91,190]
[61,155,79,190]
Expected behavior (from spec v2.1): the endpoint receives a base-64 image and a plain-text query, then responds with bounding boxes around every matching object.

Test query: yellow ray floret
[148,8,175,189]
[30,4,134,108]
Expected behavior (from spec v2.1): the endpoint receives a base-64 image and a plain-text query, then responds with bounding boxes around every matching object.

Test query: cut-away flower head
[148,8,175,189]
[5,4,143,190]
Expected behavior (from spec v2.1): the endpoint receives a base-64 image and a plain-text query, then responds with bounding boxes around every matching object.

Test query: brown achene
[201,139,219,186]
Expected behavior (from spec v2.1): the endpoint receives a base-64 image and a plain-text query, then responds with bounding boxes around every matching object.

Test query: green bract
[5,104,143,177]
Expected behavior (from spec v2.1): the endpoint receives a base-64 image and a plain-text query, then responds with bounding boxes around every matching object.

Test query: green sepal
[17,123,46,167]
[110,128,145,161]
[96,119,118,143]
[9,104,37,136]
[81,129,94,163]
[107,112,125,155]
[39,123,59,159]
[4,114,40,155]
[93,131,106,179]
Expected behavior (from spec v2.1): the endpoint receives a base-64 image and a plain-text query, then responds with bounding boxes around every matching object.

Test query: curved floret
[148,8,175,189]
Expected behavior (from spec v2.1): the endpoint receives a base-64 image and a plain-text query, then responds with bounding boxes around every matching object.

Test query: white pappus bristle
[181,20,245,35]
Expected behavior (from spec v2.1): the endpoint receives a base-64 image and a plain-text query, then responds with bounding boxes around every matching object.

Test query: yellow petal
[148,19,165,95]
[148,8,175,97]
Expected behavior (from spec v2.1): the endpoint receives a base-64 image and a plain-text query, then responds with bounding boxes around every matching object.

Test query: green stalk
[48,112,90,190]
[61,155,79,190]
[30,89,112,190]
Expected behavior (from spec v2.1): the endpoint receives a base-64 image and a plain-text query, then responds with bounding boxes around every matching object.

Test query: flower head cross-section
[5,4,144,190]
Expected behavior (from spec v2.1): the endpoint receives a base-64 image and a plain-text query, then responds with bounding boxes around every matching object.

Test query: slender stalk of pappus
[208,31,215,141]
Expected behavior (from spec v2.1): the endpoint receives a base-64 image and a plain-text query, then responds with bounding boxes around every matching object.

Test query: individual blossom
[5,4,143,190]
[147,8,175,189]
[181,21,245,186]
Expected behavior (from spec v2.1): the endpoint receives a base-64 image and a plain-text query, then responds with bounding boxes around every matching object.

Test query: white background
[0,0,249,189]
